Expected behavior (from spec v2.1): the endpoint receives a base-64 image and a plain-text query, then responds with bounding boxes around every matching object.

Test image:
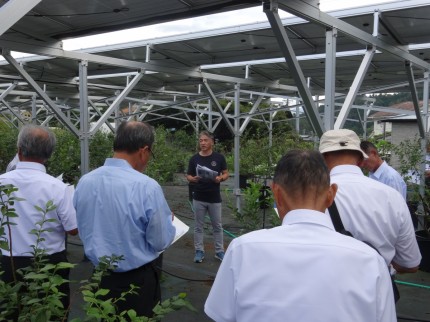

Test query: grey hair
[199,130,214,141]
[17,124,56,161]
[274,149,330,197]
[113,121,155,153]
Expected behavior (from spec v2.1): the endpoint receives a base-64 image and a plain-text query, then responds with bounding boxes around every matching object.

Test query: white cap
[319,129,368,159]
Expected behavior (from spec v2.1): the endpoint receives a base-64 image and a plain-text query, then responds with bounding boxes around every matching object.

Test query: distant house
[369,101,429,169]
[368,101,418,136]
[380,115,421,169]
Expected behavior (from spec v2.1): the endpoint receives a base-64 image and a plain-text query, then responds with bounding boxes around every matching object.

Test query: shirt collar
[104,158,133,169]
[282,209,335,231]
[370,160,387,179]
[330,164,364,177]
[16,161,46,173]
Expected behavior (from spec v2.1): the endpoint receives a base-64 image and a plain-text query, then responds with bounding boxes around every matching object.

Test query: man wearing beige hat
[319,129,421,278]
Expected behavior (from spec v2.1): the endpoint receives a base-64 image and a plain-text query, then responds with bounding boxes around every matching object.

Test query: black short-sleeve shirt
[187,152,227,203]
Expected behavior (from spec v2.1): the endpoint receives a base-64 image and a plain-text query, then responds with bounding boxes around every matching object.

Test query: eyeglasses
[148,147,155,160]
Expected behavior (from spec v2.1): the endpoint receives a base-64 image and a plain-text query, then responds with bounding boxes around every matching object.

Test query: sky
[62,0,395,51]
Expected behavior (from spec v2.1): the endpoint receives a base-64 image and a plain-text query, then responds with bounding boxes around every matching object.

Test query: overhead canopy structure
[0,0,429,207]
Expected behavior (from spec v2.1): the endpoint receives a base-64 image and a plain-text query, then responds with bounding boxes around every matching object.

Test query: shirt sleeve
[57,183,78,232]
[145,182,176,252]
[392,201,422,268]
[205,241,237,322]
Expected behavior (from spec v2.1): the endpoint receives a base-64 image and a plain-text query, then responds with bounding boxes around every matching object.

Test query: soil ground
[67,180,430,322]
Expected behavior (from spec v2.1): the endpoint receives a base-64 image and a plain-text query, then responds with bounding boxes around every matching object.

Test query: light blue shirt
[369,161,407,200]
[73,158,175,272]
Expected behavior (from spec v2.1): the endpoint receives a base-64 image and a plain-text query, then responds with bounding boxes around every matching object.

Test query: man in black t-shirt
[186,131,229,263]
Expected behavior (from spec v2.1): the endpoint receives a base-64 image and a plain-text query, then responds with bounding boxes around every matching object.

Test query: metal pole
[79,60,90,175]
[324,28,337,130]
[234,83,241,213]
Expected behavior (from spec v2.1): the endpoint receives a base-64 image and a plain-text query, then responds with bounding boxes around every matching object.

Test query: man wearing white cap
[319,129,421,277]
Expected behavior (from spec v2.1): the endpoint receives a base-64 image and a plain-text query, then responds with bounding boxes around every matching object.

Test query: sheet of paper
[196,164,218,181]
[172,216,189,244]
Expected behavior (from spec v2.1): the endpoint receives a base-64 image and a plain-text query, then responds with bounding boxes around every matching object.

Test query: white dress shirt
[205,209,396,322]
[329,165,421,268]
[0,162,77,256]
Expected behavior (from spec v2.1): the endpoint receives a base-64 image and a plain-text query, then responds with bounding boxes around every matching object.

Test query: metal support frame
[1,98,25,125]
[202,79,234,134]
[334,47,376,130]
[233,83,241,212]
[423,71,429,133]
[0,38,297,93]
[405,62,425,138]
[151,44,195,67]
[90,71,144,135]
[276,0,430,70]
[263,0,324,137]
[31,95,37,124]
[79,60,90,175]
[0,0,41,37]
[324,28,337,131]
[2,51,79,136]
[240,90,267,133]
[88,99,115,133]
[212,101,232,132]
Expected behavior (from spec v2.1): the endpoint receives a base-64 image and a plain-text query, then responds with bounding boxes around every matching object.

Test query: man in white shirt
[319,129,421,276]
[0,124,78,317]
[205,149,396,322]
[360,140,407,200]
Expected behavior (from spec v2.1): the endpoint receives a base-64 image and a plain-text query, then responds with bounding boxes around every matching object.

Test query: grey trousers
[193,199,224,253]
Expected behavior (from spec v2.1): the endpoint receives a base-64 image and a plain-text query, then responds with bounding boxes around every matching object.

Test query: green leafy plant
[392,136,430,235]
[0,119,18,172]
[226,182,279,234]
[146,127,193,183]
[0,182,195,321]
[226,131,313,177]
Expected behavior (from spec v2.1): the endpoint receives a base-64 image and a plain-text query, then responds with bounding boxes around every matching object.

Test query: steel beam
[276,0,430,70]
[240,91,267,133]
[233,83,241,212]
[88,99,115,133]
[405,62,425,138]
[0,38,297,92]
[151,44,195,67]
[324,28,337,131]
[264,1,324,137]
[213,101,232,131]
[424,72,430,132]
[334,47,376,130]
[2,51,79,136]
[31,95,36,124]
[202,79,235,134]
[90,71,144,135]
[79,61,90,175]
[1,99,25,124]
[0,82,17,101]
[0,0,41,36]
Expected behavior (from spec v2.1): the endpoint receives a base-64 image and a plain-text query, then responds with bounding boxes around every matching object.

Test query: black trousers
[99,256,162,319]
[0,251,70,320]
